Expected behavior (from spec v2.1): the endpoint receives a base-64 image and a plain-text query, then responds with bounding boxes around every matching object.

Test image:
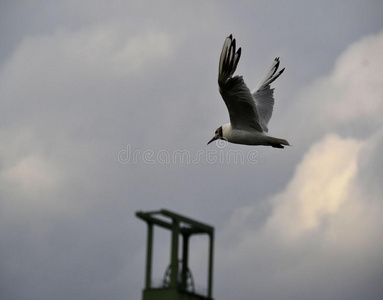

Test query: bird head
[207,126,223,145]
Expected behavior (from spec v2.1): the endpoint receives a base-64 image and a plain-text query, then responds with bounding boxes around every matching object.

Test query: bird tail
[267,137,290,149]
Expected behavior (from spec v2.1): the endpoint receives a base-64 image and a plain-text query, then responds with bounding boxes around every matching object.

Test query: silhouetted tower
[136,209,214,300]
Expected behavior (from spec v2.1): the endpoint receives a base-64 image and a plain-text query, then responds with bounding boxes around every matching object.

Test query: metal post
[170,219,179,289]
[208,231,214,299]
[145,223,153,289]
[181,233,190,291]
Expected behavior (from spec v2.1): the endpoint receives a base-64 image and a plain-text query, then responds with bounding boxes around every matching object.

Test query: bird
[207,35,290,148]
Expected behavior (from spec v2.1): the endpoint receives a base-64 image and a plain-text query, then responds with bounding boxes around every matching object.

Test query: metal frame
[136,209,214,299]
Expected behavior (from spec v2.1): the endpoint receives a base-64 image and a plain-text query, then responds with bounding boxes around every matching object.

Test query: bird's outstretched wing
[218,35,263,132]
[251,58,285,132]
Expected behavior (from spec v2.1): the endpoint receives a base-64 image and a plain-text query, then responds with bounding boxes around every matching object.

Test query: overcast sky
[1,1,383,300]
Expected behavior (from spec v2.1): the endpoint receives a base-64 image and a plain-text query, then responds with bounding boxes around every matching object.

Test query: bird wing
[251,58,285,132]
[218,35,263,132]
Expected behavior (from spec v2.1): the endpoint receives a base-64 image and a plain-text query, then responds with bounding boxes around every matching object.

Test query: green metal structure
[136,209,214,300]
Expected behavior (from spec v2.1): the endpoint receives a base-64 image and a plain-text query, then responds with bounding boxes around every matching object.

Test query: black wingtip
[219,34,241,81]
[274,59,280,74]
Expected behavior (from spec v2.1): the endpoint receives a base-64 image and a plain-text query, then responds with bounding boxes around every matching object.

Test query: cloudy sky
[1,1,383,299]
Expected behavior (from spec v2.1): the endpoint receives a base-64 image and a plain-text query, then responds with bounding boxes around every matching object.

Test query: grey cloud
[1,1,383,300]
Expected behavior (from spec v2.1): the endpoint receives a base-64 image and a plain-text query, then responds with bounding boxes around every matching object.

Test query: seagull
[207,35,290,148]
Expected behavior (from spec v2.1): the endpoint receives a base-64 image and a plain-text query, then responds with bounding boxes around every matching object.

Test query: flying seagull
[207,35,290,148]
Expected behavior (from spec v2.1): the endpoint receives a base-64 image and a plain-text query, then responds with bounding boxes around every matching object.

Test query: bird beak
[207,134,219,145]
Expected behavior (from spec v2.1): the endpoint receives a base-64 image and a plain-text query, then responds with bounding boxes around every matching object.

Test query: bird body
[208,35,290,148]
[220,123,288,148]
